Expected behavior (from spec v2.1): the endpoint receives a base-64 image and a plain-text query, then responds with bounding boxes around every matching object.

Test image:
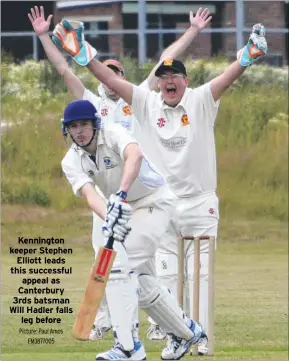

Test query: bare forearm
[38,34,84,98]
[38,33,68,75]
[81,184,107,220]
[211,61,246,101]
[161,26,200,60]
[87,197,106,220]
[87,59,133,104]
[119,146,143,193]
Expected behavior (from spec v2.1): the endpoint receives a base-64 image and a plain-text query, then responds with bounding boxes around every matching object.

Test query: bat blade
[72,245,116,340]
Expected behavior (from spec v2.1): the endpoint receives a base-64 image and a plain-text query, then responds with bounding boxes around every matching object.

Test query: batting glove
[102,191,132,242]
[52,20,97,66]
[237,23,268,67]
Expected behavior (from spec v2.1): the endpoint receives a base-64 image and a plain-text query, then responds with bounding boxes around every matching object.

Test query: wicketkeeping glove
[237,23,268,67]
[102,191,132,242]
[52,20,97,66]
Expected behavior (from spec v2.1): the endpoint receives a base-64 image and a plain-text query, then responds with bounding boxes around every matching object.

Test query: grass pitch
[1,205,288,360]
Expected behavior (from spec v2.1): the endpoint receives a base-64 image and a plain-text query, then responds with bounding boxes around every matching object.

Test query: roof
[56,0,122,10]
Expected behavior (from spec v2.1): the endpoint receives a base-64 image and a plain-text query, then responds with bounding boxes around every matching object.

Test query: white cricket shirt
[61,123,156,201]
[131,82,220,197]
[83,83,164,189]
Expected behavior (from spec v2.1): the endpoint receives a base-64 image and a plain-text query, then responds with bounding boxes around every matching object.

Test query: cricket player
[28,5,212,349]
[49,16,268,357]
[60,98,206,360]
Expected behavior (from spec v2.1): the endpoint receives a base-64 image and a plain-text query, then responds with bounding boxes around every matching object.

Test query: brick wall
[54,1,287,65]
[54,3,123,56]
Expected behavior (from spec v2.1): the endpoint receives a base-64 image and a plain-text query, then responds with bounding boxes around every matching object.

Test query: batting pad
[138,274,194,340]
[106,272,137,351]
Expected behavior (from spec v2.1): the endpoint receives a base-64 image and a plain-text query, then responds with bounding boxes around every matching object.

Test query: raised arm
[210,24,268,101]
[86,60,133,104]
[28,6,85,99]
[146,8,212,89]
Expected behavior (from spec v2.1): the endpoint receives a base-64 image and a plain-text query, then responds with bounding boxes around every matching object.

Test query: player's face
[158,71,188,107]
[67,120,94,147]
[103,69,125,101]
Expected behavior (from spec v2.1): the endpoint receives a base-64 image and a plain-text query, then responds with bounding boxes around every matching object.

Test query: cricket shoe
[89,326,111,340]
[95,340,146,360]
[161,320,204,360]
[190,333,208,356]
[147,324,166,340]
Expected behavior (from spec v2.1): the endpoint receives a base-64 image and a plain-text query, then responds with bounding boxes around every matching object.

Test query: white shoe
[198,333,208,355]
[190,333,208,356]
[95,340,146,360]
[89,326,111,341]
[161,320,203,360]
[147,324,166,340]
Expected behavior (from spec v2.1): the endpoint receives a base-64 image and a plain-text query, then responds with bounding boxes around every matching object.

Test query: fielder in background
[58,98,207,360]
[28,5,212,350]
[50,16,267,356]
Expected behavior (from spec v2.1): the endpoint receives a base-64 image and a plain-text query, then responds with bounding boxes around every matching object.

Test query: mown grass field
[1,206,288,360]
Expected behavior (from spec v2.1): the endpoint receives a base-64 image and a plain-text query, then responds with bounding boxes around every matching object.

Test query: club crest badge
[123,106,132,116]
[163,59,173,66]
[181,114,189,126]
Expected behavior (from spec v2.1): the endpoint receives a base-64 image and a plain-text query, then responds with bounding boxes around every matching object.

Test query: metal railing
[1,0,288,64]
[1,27,288,64]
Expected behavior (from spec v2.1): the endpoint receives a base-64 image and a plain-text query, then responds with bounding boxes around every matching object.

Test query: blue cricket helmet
[61,99,101,136]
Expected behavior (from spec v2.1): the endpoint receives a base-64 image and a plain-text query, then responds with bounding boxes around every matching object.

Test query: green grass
[1,59,288,221]
[1,206,288,360]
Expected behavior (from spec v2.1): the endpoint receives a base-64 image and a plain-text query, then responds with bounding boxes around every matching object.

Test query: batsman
[58,98,206,360]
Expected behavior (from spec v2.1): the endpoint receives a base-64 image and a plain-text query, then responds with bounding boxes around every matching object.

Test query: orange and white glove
[52,20,97,66]
[237,23,268,67]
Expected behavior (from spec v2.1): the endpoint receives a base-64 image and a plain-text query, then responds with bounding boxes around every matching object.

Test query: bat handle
[105,236,115,250]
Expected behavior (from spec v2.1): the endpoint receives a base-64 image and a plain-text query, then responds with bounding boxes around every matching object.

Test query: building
[54,0,288,65]
[1,0,288,65]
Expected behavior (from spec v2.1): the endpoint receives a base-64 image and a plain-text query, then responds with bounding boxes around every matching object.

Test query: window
[83,21,109,54]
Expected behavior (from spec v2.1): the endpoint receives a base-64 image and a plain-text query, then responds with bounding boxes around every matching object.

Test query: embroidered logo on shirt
[161,137,187,148]
[115,119,131,129]
[181,114,189,126]
[103,157,112,168]
[157,117,166,128]
[101,108,108,116]
[123,106,132,116]
[163,59,173,66]
[209,208,215,214]
[88,170,95,176]
[103,156,116,169]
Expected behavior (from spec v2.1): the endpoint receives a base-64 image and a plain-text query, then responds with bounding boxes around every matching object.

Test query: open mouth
[166,85,176,96]
[77,136,86,143]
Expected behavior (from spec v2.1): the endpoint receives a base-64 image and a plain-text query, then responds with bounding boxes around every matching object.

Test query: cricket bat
[72,236,116,340]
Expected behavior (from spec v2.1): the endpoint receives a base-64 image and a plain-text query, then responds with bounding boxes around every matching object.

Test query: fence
[1,0,289,65]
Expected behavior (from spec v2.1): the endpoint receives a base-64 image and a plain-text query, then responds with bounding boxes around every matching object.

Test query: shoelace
[113,342,133,359]
[167,335,182,353]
